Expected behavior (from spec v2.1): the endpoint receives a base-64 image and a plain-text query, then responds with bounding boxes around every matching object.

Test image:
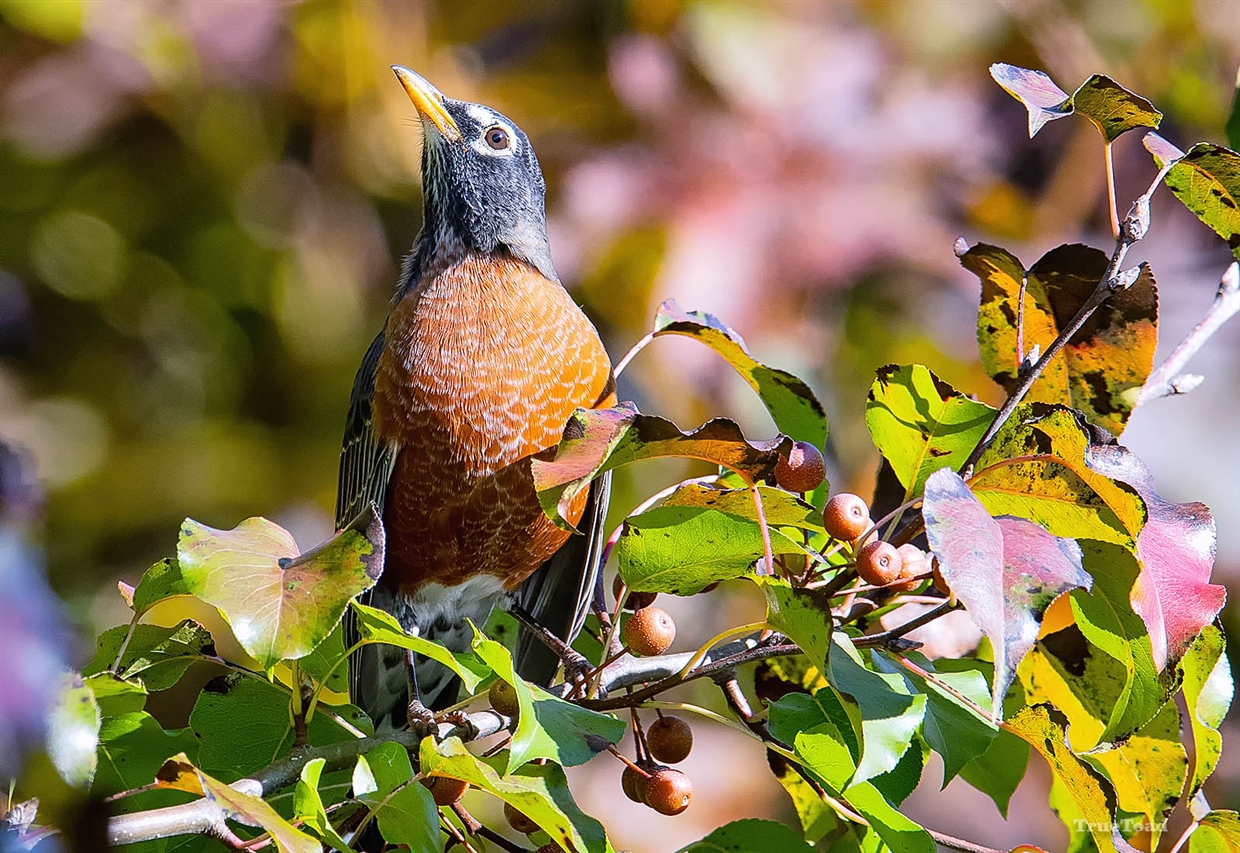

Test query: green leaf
[675,818,817,853]
[530,403,792,527]
[85,672,148,716]
[1227,76,1240,151]
[843,781,935,853]
[177,507,382,670]
[865,364,995,501]
[1160,143,1240,261]
[1006,705,1138,853]
[768,689,859,793]
[292,758,353,852]
[95,711,199,800]
[1070,541,1165,742]
[767,752,843,844]
[48,674,100,787]
[661,482,825,532]
[872,653,997,784]
[957,675,1030,818]
[751,576,833,670]
[869,734,927,806]
[828,636,926,784]
[350,601,490,693]
[1070,75,1162,142]
[1180,625,1232,797]
[616,504,805,595]
[356,742,440,853]
[653,299,829,447]
[298,623,350,695]
[471,632,625,772]
[127,558,191,615]
[973,405,1146,548]
[419,736,614,853]
[963,244,1158,437]
[189,673,368,780]
[1190,811,1240,853]
[84,619,216,692]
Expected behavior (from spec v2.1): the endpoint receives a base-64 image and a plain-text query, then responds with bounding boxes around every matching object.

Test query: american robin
[335,67,615,731]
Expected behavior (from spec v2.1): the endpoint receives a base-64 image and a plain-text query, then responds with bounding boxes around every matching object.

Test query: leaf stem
[674,622,771,681]
[612,331,654,379]
[750,484,777,579]
[1104,140,1120,238]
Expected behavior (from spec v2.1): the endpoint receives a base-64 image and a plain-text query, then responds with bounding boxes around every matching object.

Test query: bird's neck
[398,214,558,299]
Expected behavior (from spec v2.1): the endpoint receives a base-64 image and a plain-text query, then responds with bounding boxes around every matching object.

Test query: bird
[335,66,615,732]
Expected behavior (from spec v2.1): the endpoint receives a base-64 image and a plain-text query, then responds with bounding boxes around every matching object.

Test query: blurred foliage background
[1,0,1237,849]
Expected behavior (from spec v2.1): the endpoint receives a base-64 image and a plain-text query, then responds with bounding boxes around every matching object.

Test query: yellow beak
[391,66,460,142]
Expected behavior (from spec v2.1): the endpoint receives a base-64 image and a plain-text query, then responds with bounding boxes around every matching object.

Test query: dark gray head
[392,66,557,284]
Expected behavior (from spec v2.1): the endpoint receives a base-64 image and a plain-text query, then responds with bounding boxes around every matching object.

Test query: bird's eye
[484,126,510,150]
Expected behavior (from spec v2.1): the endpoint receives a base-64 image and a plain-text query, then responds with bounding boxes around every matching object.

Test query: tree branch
[1138,261,1240,405]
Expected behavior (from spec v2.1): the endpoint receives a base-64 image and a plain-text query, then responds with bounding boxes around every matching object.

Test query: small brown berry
[621,764,648,803]
[488,679,520,718]
[613,574,658,611]
[623,606,676,656]
[823,493,871,542]
[503,802,539,834]
[420,775,468,806]
[890,544,928,592]
[774,441,826,493]
[855,539,902,587]
[646,716,693,764]
[644,767,693,815]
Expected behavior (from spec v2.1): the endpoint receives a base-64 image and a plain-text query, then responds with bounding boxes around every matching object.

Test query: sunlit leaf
[48,674,100,787]
[1180,625,1232,798]
[869,734,927,806]
[660,482,824,532]
[1089,700,1185,849]
[1144,132,1186,168]
[292,758,353,852]
[84,619,215,692]
[1070,75,1162,142]
[356,742,439,853]
[923,468,1091,716]
[768,688,859,793]
[350,601,490,693]
[676,818,817,853]
[419,736,614,853]
[990,64,1073,136]
[654,300,829,447]
[767,752,843,844]
[1190,811,1240,853]
[954,660,1030,816]
[973,405,1146,547]
[1086,445,1225,672]
[95,710,199,800]
[865,364,995,500]
[178,507,382,670]
[751,576,833,669]
[531,403,791,527]
[154,753,320,853]
[297,622,350,696]
[1159,143,1240,261]
[964,244,1158,436]
[471,632,624,773]
[872,653,998,784]
[616,504,806,595]
[1007,705,1139,853]
[828,636,926,784]
[843,781,935,853]
[1227,78,1240,151]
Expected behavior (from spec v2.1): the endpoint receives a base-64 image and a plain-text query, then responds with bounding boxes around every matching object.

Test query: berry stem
[674,622,771,680]
[749,484,777,580]
[606,745,651,777]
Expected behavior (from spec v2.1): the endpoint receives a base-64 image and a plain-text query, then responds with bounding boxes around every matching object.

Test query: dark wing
[513,470,612,686]
[337,330,399,708]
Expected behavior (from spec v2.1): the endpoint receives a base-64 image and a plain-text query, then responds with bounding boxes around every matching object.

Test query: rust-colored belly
[371,254,611,594]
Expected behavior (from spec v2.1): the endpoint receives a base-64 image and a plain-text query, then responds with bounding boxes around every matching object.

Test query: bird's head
[392,66,557,283]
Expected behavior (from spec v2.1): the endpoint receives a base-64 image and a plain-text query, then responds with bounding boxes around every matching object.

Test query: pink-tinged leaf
[653,300,828,447]
[1087,445,1225,671]
[923,469,1090,717]
[531,402,790,528]
[990,63,1072,136]
[1143,132,1185,169]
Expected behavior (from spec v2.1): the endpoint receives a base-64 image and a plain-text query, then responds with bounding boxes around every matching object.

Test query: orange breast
[372,254,613,594]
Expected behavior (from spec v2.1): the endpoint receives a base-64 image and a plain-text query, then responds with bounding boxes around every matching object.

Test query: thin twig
[1139,262,1240,405]
[854,602,957,649]
[928,828,1007,853]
